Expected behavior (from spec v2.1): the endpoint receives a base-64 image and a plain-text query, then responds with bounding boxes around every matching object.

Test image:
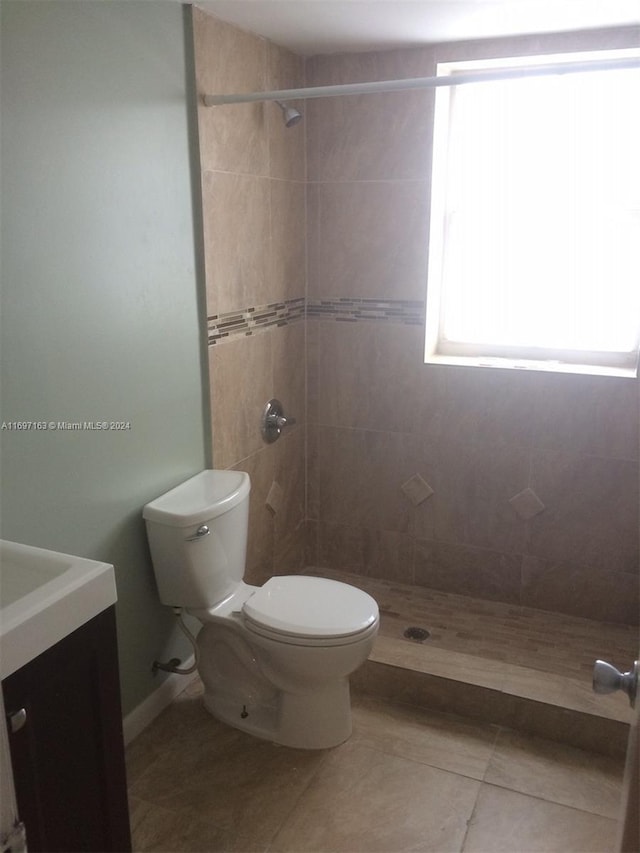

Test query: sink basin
[0,539,117,679]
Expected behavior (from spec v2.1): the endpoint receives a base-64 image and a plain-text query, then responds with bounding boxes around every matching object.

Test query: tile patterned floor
[127,679,626,853]
[127,578,635,851]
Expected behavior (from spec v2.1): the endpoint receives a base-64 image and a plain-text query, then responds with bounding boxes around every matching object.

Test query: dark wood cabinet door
[3,606,131,852]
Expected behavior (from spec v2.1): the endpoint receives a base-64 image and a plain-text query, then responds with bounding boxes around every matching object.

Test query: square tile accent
[401,474,434,506]
[509,487,545,520]
[266,480,284,515]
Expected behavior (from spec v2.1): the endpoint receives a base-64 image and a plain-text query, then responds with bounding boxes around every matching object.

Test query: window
[425,49,640,376]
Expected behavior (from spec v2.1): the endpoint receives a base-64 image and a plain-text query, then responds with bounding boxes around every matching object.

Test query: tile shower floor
[313,569,636,742]
[127,574,636,853]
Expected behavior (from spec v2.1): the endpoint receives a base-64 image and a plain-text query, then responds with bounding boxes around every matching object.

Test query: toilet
[143,469,379,749]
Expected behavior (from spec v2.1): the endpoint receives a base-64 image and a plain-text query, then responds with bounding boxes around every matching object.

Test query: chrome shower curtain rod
[202,55,639,106]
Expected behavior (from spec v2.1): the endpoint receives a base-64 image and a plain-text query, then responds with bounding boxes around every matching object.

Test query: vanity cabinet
[2,606,131,852]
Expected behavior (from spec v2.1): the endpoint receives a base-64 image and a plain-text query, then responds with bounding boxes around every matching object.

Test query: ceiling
[197,1,640,56]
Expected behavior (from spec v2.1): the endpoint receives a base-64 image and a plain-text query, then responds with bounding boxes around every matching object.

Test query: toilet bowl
[143,470,379,749]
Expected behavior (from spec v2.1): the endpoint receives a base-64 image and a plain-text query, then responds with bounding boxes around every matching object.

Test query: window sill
[423,353,638,379]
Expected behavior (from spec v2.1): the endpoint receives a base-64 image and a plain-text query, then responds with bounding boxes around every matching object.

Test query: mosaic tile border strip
[307,298,425,325]
[208,297,425,345]
[208,297,305,345]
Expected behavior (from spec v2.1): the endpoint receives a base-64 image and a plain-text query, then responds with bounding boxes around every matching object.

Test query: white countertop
[0,539,117,680]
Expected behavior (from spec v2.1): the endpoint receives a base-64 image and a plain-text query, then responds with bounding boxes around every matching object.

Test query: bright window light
[425,49,640,376]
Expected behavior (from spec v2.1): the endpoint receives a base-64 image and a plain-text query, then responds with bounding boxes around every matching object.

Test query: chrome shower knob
[261,399,296,443]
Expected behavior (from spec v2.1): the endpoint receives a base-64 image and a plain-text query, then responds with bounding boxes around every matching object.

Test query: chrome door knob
[593,659,638,707]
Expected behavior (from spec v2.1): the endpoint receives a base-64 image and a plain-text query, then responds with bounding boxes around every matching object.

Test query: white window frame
[424,48,640,377]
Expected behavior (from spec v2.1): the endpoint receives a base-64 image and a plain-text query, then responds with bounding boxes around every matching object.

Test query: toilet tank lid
[142,470,250,527]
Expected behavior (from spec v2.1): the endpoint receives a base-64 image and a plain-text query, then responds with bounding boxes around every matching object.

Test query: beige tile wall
[306,27,640,625]
[193,6,639,623]
[192,7,306,583]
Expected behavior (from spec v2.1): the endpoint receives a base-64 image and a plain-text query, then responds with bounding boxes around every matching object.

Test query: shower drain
[403,626,430,642]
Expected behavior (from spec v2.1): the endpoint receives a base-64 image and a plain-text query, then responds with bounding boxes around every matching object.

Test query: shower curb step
[351,656,631,758]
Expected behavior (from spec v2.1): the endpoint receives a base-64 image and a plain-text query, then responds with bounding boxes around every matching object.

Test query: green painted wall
[0,1,209,713]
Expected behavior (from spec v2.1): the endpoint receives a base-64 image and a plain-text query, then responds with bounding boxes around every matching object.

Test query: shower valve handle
[261,399,296,443]
[275,414,296,429]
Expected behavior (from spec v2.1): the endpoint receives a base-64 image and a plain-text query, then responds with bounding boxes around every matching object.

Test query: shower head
[275,100,303,128]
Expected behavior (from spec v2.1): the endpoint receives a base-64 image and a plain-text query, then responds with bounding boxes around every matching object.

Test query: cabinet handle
[7,707,27,733]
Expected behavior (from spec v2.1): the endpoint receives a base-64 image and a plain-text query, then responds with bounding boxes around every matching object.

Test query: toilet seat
[242,576,379,646]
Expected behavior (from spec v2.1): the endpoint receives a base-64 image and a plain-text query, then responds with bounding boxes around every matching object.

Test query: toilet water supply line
[152,608,200,675]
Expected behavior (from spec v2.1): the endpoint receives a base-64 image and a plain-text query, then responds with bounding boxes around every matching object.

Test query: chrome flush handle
[185,524,210,542]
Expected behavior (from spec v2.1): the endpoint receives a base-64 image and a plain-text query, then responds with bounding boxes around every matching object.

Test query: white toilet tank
[143,470,251,609]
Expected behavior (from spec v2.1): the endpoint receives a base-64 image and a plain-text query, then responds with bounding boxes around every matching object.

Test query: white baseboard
[123,655,197,746]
